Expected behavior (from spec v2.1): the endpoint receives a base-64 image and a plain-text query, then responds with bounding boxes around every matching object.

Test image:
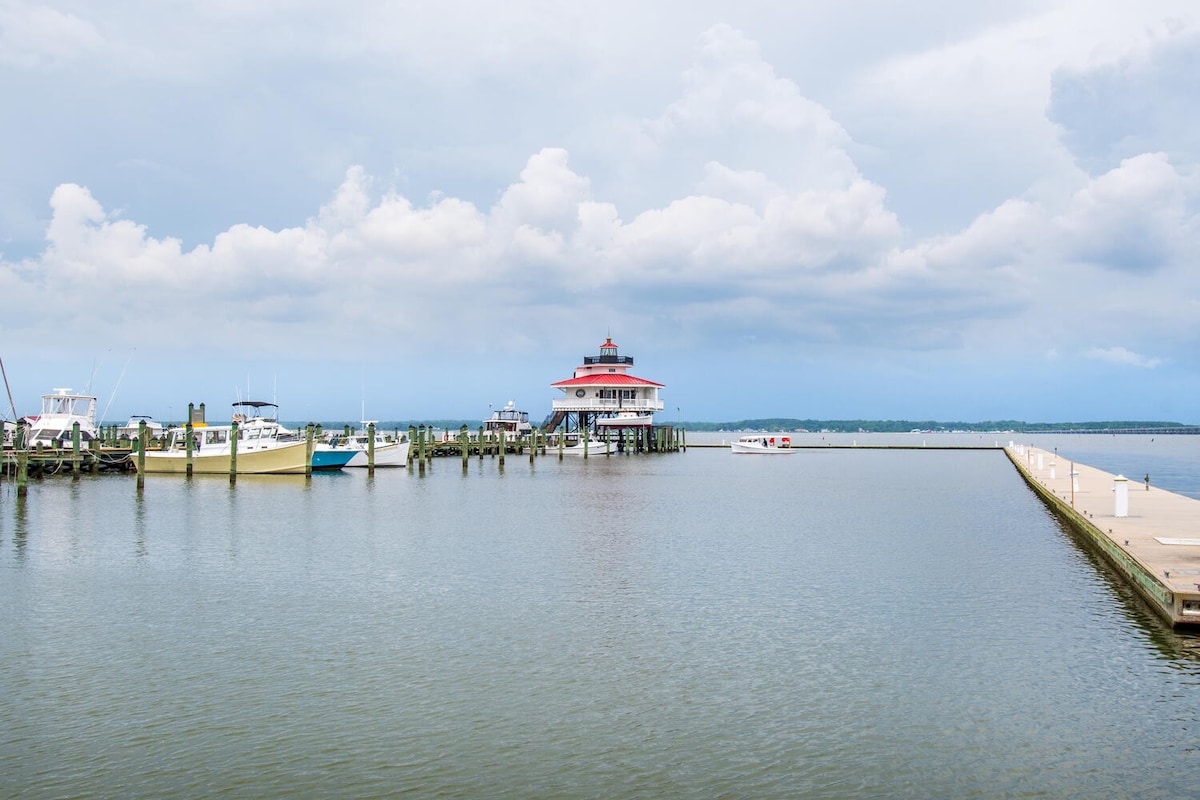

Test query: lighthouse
[547,337,665,439]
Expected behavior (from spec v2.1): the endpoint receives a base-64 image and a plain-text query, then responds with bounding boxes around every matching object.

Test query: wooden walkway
[1007,445,1200,628]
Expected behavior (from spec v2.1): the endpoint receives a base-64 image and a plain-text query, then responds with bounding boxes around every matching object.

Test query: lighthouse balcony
[551,397,664,414]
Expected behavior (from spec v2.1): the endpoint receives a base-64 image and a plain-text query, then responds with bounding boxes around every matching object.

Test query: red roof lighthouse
[547,336,665,436]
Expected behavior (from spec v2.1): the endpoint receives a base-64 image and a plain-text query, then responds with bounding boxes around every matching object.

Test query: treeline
[677,419,1193,433]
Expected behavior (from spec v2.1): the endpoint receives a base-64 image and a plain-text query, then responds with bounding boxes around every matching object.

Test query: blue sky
[2,1,1198,424]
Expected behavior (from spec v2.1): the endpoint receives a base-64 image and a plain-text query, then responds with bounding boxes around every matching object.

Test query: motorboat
[138,401,310,474]
[485,401,533,435]
[334,424,410,468]
[311,441,357,471]
[551,434,613,456]
[730,434,798,454]
[24,388,98,447]
[119,415,165,441]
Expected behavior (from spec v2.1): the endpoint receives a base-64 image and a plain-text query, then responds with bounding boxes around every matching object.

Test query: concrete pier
[1007,445,1200,628]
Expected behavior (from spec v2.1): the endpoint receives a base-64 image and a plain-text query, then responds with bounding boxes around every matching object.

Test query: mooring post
[136,419,146,489]
[229,420,239,485]
[407,426,417,469]
[305,424,315,478]
[71,420,81,478]
[17,449,29,497]
[498,426,506,467]
[529,429,535,464]
[460,425,469,470]
[367,422,376,474]
[418,425,426,475]
[185,421,194,476]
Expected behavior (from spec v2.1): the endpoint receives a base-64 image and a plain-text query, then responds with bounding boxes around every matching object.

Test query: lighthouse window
[575,389,586,397]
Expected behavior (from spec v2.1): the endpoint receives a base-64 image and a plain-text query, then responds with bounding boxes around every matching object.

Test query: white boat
[119,415,165,441]
[485,401,533,435]
[24,388,98,447]
[139,401,310,474]
[551,435,613,456]
[730,434,798,454]
[335,423,410,468]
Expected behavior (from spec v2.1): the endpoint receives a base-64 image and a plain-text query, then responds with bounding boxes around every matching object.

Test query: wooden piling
[305,424,315,478]
[16,449,29,496]
[229,420,239,485]
[367,422,376,474]
[71,421,81,478]
[185,421,194,476]
[460,425,469,470]
[136,419,146,489]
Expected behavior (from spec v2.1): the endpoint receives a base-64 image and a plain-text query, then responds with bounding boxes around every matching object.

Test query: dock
[1007,445,1200,628]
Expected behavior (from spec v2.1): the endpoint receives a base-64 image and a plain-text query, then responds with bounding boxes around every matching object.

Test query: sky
[2,1,1199,425]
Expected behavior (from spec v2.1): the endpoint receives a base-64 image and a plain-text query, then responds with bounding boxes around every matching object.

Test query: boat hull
[139,441,311,474]
[345,440,410,467]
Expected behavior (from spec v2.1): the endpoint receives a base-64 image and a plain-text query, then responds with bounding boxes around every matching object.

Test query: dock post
[71,421,81,478]
[681,427,686,452]
[417,425,426,475]
[17,449,29,497]
[185,422,194,476]
[229,420,239,485]
[478,426,485,461]
[408,426,417,469]
[305,424,315,478]
[1114,474,1129,518]
[136,419,146,489]
[498,427,506,467]
[529,429,535,464]
[367,422,376,474]
[558,431,564,460]
[460,425,469,470]
[583,432,589,459]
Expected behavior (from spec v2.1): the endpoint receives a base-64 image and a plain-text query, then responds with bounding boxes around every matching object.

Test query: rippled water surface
[3,440,1199,799]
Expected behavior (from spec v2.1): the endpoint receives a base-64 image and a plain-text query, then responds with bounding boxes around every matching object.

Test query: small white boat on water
[24,388,99,447]
[550,434,613,456]
[730,434,798,454]
[334,423,410,468]
[139,401,310,475]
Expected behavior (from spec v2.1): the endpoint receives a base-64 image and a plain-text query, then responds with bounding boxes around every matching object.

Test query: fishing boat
[335,424,410,468]
[24,388,99,447]
[730,434,798,454]
[311,442,357,471]
[138,401,310,474]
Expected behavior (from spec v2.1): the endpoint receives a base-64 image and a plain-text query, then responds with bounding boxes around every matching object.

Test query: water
[3,438,1199,799]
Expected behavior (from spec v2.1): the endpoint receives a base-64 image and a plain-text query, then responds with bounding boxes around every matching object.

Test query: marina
[3,438,1199,799]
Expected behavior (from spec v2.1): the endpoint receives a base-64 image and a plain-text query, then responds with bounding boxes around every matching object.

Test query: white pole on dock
[1114,475,1129,518]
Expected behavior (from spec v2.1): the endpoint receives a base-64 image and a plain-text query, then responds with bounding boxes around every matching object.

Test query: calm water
[3,437,1199,799]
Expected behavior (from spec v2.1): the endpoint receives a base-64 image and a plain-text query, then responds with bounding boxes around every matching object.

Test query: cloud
[1085,346,1165,369]
[1050,19,1200,174]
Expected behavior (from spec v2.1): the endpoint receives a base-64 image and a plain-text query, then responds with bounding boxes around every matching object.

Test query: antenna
[0,354,17,421]
[100,350,135,423]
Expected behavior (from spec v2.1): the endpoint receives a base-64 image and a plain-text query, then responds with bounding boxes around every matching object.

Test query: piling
[136,420,146,489]
[229,420,239,485]
[367,422,376,473]
[16,449,29,497]
[305,424,315,478]
[70,421,81,478]
[185,421,194,476]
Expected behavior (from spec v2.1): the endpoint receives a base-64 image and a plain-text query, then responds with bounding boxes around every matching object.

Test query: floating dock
[1007,445,1200,628]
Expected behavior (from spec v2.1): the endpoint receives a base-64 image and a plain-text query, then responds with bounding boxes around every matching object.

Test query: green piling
[229,420,239,485]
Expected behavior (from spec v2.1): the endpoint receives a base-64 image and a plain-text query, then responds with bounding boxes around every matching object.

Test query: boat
[119,415,165,441]
[550,434,613,456]
[138,401,310,474]
[335,424,410,468]
[311,442,357,471]
[485,401,533,435]
[24,388,98,447]
[730,434,798,454]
